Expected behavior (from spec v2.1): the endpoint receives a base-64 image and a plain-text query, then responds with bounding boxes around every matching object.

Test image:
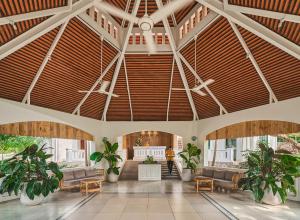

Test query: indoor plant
[90,138,122,183]
[143,156,157,164]
[239,141,300,205]
[178,143,201,181]
[0,144,63,205]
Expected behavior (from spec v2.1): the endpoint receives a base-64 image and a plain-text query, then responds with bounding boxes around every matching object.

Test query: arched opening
[117,130,183,181]
[204,120,300,168]
[0,121,95,168]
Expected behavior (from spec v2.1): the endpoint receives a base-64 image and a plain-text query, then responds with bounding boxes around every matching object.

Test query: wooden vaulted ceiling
[0,0,300,122]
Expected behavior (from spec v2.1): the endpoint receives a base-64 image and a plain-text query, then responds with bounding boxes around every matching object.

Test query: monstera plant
[239,141,300,205]
[0,144,63,205]
[90,138,122,182]
[178,143,201,181]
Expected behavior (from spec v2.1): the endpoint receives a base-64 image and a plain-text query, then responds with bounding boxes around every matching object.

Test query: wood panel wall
[206,120,300,140]
[123,131,174,159]
[0,121,94,141]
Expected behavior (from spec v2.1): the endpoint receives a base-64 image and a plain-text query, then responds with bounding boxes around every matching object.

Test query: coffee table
[80,178,103,195]
[194,177,214,192]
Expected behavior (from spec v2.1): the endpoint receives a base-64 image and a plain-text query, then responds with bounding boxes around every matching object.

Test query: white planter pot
[107,172,119,183]
[261,185,282,206]
[181,168,192,181]
[20,191,45,206]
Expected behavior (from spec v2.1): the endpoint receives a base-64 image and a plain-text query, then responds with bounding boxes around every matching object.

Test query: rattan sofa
[59,168,104,190]
[196,167,244,192]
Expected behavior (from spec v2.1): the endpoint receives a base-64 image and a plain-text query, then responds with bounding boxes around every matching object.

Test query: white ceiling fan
[78,81,120,97]
[172,79,215,96]
[95,0,194,53]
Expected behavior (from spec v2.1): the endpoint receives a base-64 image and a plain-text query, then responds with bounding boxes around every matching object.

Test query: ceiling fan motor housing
[138,16,154,32]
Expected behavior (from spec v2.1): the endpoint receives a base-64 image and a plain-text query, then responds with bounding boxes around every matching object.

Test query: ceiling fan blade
[143,30,156,54]
[94,1,139,24]
[78,90,89,93]
[172,88,189,91]
[194,90,207,96]
[99,81,110,92]
[102,91,120,97]
[150,0,194,24]
[193,79,215,90]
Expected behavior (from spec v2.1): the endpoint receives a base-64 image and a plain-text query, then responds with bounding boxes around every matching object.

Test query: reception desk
[133,146,166,161]
[138,164,161,181]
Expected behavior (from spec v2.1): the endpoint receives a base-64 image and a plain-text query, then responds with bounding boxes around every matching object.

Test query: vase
[181,168,192,181]
[20,191,45,206]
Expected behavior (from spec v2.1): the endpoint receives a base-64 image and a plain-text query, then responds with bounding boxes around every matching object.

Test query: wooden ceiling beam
[0,0,73,25]
[0,0,94,60]
[196,0,300,60]
[102,0,141,121]
[228,20,278,103]
[155,0,199,121]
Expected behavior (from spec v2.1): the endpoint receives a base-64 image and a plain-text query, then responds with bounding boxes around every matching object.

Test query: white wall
[1,97,300,164]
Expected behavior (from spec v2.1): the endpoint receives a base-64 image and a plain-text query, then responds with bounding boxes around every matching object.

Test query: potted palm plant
[178,143,201,181]
[239,141,300,205]
[90,138,122,183]
[0,144,63,205]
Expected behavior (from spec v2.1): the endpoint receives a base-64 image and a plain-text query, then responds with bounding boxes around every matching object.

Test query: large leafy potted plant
[239,141,300,205]
[0,144,63,206]
[90,138,122,183]
[178,143,201,181]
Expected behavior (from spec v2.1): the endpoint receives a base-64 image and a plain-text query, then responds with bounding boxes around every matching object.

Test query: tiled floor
[1,180,300,220]
[65,192,227,220]
[207,191,300,220]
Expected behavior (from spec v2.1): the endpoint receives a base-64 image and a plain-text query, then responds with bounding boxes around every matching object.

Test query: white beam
[77,12,121,50]
[178,52,228,114]
[166,56,175,121]
[121,0,132,28]
[0,0,94,60]
[226,4,300,24]
[177,11,220,51]
[72,52,121,114]
[102,0,141,121]
[229,20,278,103]
[22,20,70,104]
[155,0,199,121]
[123,57,133,121]
[0,0,73,25]
[196,0,300,60]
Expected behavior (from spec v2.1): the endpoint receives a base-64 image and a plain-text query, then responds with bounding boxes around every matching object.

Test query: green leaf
[112,167,120,175]
[26,180,35,200]
[33,182,42,196]
[90,152,103,163]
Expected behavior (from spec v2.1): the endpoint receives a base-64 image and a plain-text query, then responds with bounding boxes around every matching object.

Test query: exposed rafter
[166,56,175,121]
[155,0,199,121]
[178,52,228,114]
[102,0,141,121]
[121,0,132,28]
[196,0,300,60]
[72,53,121,115]
[123,57,133,121]
[22,20,70,104]
[0,0,94,60]
[228,20,278,103]
[0,0,73,25]
[225,3,300,24]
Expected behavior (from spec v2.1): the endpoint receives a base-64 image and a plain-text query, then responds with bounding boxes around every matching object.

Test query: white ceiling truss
[166,56,175,121]
[0,0,73,25]
[0,0,299,121]
[223,0,300,24]
[123,57,134,121]
[101,0,142,121]
[22,20,70,104]
[155,0,199,121]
